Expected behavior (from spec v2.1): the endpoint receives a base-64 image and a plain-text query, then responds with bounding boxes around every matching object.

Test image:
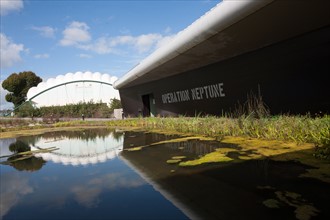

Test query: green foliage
[13,99,119,119]
[109,98,122,112]
[2,71,42,107]
[314,146,330,160]
[16,102,40,117]
[107,115,330,150]
[37,101,112,118]
[9,140,30,153]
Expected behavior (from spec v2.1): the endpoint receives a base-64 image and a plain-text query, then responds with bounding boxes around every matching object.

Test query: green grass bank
[1,115,329,159]
[107,115,330,149]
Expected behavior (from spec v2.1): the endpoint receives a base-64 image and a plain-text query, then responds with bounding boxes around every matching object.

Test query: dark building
[114,0,330,117]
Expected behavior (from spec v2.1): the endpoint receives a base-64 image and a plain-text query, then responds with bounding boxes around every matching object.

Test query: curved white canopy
[31,134,123,166]
[27,71,120,107]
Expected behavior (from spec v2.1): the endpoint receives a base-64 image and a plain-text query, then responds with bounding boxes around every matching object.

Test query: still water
[0,129,188,220]
[1,128,330,220]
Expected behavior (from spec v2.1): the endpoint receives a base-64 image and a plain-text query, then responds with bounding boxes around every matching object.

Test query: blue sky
[0,0,219,109]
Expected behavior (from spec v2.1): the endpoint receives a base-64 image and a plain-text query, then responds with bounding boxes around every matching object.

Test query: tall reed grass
[107,115,330,148]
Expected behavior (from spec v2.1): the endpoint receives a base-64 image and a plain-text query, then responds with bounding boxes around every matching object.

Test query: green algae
[126,146,143,151]
[171,156,186,160]
[262,199,280,208]
[0,126,107,139]
[238,155,253,160]
[123,130,329,183]
[218,136,330,183]
[166,159,181,164]
[125,136,216,152]
[166,156,187,164]
[150,136,215,145]
[260,187,320,220]
[221,136,315,158]
[295,205,319,220]
[301,164,330,184]
[274,191,319,220]
[179,151,233,166]
[270,148,330,184]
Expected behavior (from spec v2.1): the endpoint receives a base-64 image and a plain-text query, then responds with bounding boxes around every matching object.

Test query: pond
[1,128,329,220]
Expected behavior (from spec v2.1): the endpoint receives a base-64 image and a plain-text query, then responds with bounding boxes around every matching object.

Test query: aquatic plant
[179,151,233,166]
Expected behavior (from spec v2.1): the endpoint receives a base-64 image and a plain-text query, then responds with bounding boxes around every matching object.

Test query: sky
[0,0,219,109]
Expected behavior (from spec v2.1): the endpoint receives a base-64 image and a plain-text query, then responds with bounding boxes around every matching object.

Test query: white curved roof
[32,147,122,166]
[30,134,123,166]
[113,0,330,89]
[27,71,120,107]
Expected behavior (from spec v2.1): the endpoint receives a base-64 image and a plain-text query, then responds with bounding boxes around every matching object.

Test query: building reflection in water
[0,129,193,220]
[31,130,123,166]
[2,129,322,220]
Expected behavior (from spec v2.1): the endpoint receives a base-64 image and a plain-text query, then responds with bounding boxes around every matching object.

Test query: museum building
[113,0,330,117]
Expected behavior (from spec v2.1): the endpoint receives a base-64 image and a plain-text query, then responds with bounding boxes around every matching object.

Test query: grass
[108,115,330,161]
[0,119,109,138]
[107,115,330,148]
[2,114,329,159]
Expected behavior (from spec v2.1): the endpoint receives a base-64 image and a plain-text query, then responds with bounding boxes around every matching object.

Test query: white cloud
[134,34,162,53]
[31,26,56,38]
[0,33,24,68]
[78,33,175,55]
[0,173,33,218]
[1,81,13,110]
[59,21,176,57]
[71,173,144,208]
[77,37,114,54]
[34,53,49,59]
[60,21,91,46]
[156,34,176,49]
[0,0,23,16]
[78,54,92,58]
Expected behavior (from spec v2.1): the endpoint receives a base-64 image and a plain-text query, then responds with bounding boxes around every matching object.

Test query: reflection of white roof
[32,147,122,166]
[30,135,123,166]
[27,71,120,107]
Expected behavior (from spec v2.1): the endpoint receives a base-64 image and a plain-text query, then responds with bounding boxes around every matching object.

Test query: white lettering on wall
[161,83,225,104]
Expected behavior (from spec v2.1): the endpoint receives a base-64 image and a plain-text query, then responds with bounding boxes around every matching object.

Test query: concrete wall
[119,26,330,117]
[113,108,123,119]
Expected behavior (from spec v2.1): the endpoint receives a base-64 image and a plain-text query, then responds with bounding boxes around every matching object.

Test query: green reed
[107,115,330,148]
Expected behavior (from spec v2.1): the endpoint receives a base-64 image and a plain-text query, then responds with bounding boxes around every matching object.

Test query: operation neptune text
[162,83,225,104]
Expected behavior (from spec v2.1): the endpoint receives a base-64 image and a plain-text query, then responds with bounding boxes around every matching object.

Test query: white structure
[27,71,120,107]
[30,133,123,166]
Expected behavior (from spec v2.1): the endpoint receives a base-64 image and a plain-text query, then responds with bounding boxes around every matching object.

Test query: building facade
[114,0,330,117]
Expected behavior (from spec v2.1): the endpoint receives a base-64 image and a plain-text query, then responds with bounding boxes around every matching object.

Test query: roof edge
[113,0,273,89]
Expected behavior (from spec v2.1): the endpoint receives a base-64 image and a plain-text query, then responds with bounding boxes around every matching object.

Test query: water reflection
[31,130,123,166]
[0,129,124,168]
[1,129,329,220]
[120,131,330,220]
[0,173,33,219]
[70,172,145,208]
[0,129,189,220]
[1,140,46,171]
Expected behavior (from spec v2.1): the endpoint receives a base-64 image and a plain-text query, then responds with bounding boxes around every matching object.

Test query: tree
[16,101,40,117]
[109,98,122,112]
[2,71,42,108]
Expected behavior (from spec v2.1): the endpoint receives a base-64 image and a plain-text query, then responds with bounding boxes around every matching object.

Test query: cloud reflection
[0,173,33,218]
[71,173,145,208]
